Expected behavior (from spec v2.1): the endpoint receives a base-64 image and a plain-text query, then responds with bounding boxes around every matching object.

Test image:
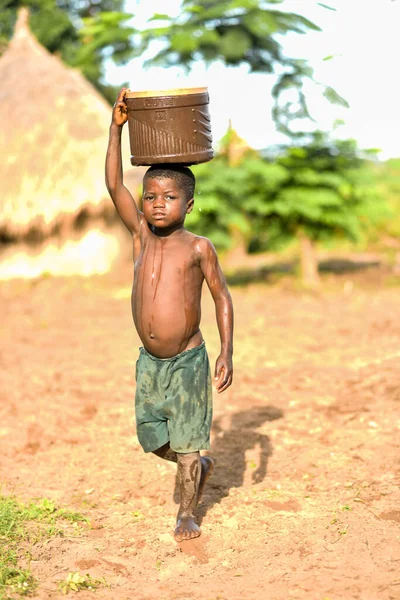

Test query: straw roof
[0,8,143,241]
[219,119,255,165]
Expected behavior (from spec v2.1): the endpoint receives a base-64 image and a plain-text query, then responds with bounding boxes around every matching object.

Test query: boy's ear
[186,198,194,214]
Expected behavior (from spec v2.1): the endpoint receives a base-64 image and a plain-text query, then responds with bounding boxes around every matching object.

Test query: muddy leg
[175,452,201,542]
[152,442,177,463]
[197,456,215,505]
[153,446,214,541]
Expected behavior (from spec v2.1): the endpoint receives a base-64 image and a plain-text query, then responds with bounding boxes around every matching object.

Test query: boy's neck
[148,221,186,238]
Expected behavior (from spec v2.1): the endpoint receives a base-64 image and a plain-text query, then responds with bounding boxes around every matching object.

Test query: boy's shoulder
[184,231,216,254]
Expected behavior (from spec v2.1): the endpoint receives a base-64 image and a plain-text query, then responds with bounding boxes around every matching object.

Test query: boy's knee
[153,442,177,462]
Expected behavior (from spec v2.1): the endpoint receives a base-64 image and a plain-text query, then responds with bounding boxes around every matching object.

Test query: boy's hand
[215,354,233,394]
[112,88,129,127]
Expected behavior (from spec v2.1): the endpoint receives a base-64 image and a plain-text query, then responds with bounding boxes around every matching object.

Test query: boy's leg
[153,445,215,541]
[152,442,177,463]
[174,452,215,542]
[175,452,202,542]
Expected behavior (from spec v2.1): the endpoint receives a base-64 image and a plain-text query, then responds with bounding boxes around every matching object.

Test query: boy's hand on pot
[112,88,129,127]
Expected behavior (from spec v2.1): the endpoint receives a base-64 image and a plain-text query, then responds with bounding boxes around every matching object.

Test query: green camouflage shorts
[135,342,213,454]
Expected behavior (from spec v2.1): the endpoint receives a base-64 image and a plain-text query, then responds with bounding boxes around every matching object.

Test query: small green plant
[0,495,88,599]
[0,569,36,599]
[155,560,163,572]
[58,572,106,595]
[131,510,145,523]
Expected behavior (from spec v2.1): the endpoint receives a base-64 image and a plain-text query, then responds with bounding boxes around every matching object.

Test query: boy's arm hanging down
[199,238,234,393]
[105,88,142,235]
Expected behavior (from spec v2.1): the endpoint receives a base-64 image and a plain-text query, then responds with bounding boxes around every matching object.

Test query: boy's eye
[144,196,154,201]
[166,195,176,200]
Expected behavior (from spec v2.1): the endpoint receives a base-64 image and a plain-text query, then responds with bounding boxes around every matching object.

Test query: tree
[188,133,386,286]
[255,134,385,285]
[141,0,348,137]
[0,0,136,104]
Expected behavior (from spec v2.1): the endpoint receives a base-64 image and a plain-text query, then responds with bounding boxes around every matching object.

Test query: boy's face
[142,177,193,229]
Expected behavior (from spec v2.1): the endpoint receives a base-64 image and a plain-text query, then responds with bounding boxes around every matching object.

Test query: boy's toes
[174,517,201,542]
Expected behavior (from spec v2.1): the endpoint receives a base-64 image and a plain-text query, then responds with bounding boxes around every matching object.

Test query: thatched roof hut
[219,119,255,166]
[0,8,143,243]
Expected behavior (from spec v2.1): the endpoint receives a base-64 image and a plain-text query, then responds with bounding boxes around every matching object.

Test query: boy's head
[142,165,196,229]
[143,165,195,202]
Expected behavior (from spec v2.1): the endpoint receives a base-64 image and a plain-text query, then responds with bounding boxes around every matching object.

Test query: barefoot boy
[105,89,234,542]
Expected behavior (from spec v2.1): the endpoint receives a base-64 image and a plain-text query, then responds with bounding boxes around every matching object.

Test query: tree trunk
[299,232,320,287]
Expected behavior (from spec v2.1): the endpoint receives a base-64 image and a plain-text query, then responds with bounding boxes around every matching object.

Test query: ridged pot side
[125,91,214,166]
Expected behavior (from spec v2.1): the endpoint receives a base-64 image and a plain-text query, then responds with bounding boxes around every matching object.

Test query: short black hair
[143,165,195,201]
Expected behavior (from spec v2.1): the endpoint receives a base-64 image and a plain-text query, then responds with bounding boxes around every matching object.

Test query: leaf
[195,27,220,45]
[218,28,252,60]
[148,13,171,21]
[317,3,336,11]
[170,30,198,53]
[243,11,279,36]
[272,11,322,34]
[323,86,350,108]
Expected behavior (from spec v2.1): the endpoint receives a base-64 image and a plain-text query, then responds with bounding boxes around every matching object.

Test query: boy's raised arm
[199,238,234,393]
[105,88,142,235]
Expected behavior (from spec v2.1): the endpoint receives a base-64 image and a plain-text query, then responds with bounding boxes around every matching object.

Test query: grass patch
[58,572,107,595]
[0,495,88,600]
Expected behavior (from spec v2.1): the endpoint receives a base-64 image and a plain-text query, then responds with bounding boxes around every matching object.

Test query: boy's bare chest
[134,236,201,285]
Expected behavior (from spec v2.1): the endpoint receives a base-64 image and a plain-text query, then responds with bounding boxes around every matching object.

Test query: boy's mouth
[153,212,166,219]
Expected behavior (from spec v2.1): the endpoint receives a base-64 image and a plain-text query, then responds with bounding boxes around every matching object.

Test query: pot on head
[125,87,213,166]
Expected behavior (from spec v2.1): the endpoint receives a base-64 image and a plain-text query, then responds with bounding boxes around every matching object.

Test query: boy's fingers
[117,87,128,102]
[216,368,229,388]
[215,367,226,384]
[217,373,232,393]
[220,375,232,392]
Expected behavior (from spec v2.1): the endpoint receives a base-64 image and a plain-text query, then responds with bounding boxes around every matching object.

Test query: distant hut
[219,119,256,166]
[0,9,143,278]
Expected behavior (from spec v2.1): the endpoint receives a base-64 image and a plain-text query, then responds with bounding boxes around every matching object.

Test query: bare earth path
[1,268,399,600]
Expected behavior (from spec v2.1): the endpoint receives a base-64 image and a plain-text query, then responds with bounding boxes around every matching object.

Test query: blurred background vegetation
[1,0,398,285]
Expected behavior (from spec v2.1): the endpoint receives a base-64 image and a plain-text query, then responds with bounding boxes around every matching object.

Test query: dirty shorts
[135,342,213,454]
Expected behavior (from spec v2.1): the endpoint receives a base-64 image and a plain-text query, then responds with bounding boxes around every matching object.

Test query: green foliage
[58,571,106,594]
[368,157,400,240]
[189,132,387,253]
[0,0,136,104]
[189,156,252,249]
[141,0,348,136]
[0,495,87,599]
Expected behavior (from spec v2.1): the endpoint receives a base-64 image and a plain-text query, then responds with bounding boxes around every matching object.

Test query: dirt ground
[1,265,400,600]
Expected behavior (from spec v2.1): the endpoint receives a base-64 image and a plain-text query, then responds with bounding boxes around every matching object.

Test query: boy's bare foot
[174,516,201,542]
[197,456,215,505]
[174,456,214,542]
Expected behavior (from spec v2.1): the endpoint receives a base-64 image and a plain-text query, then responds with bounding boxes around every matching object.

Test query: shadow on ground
[193,405,284,524]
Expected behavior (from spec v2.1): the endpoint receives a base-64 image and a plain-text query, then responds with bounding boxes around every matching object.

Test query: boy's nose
[153,197,166,207]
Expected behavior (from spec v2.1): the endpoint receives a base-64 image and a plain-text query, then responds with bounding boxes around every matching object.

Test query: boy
[105,89,234,542]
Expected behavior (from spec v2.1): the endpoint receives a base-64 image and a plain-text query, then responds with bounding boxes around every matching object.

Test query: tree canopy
[188,132,385,252]
[0,0,348,121]
[0,0,136,104]
[141,0,349,137]
[186,132,387,284]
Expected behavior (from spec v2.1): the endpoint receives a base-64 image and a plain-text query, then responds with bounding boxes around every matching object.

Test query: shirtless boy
[105,88,234,542]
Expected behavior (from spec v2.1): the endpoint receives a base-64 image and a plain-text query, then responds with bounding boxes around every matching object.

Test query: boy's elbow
[105,182,116,201]
[105,179,121,200]
[215,289,232,306]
